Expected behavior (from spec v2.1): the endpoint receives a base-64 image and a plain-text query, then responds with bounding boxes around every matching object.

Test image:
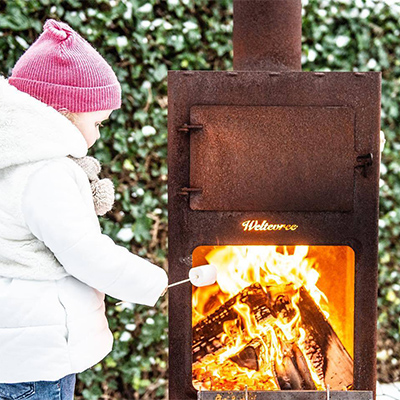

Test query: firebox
[168,1,381,400]
[191,245,355,392]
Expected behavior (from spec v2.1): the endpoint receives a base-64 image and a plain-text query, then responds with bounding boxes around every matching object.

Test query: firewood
[192,284,353,391]
[230,342,259,371]
[275,341,316,390]
[229,335,316,390]
[192,283,295,363]
[225,287,352,390]
[298,286,353,389]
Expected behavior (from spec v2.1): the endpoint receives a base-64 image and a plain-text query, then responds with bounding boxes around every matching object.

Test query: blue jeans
[0,373,76,400]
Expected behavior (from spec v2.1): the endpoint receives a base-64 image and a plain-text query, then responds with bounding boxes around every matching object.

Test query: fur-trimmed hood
[0,75,87,170]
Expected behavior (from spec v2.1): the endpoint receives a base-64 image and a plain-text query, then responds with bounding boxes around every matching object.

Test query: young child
[0,19,168,399]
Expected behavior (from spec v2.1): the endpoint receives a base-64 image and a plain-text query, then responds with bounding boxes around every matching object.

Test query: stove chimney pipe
[233,0,303,71]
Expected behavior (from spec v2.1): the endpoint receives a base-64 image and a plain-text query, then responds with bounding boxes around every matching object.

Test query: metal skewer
[168,278,191,288]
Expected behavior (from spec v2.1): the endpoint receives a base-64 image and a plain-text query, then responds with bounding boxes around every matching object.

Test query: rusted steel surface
[189,105,355,211]
[167,71,381,400]
[233,0,302,71]
[197,390,373,400]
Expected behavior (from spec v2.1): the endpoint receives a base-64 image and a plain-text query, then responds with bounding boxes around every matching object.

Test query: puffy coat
[0,75,168,383]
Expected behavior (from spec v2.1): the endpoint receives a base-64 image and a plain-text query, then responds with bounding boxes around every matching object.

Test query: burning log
[229,337,317,390]
[192,283,353,391]
[272,340,316,390]
[230,342,260,371]
[192,283,295,363]
[298,287,353,389]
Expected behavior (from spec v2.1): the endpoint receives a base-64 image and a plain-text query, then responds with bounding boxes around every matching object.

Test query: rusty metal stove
[168,1,381,399]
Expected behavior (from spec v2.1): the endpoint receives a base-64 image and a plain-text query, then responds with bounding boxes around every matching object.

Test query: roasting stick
[167,278,191,288]
[116,264,217,306]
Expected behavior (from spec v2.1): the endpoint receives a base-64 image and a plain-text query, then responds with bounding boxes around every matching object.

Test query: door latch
[355,153,373,177]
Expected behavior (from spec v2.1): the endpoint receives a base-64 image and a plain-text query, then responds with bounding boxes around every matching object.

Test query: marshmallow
[189,264,217,287]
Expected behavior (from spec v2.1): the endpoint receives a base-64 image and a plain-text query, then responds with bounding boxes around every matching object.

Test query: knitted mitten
[67,155,115,216]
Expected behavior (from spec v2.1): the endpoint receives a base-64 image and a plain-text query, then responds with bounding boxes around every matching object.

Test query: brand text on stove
[242,220,299,232]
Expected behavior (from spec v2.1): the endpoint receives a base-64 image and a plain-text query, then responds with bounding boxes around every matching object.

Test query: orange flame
[192,245,330,391]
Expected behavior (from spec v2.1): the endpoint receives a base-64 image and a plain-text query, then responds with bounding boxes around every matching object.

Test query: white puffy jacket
[0,75,168,383]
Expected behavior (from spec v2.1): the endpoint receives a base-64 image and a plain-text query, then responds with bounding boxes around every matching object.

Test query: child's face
[72,109,113,148]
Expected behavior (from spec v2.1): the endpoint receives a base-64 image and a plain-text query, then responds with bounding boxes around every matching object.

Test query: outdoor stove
[167,1,381,399]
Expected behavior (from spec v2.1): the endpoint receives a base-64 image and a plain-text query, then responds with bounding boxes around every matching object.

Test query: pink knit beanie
[8,19,121,113]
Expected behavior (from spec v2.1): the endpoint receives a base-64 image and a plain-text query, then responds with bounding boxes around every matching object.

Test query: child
[0,19,168,399]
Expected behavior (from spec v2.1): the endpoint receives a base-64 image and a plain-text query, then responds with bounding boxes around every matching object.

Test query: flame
[192,245,330,391]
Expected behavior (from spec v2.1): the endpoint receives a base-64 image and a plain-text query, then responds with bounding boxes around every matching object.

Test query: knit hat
[8,19,121,113]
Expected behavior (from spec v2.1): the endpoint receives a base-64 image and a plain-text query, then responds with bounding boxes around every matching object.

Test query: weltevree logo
[242,220,299,232]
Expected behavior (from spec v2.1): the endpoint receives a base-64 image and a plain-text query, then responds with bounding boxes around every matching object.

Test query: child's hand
[116,283,167,306]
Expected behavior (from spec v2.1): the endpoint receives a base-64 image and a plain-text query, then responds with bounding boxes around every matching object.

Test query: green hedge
[0,0,399,398]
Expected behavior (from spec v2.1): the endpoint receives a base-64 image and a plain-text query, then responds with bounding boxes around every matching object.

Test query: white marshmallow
[189,264,217,287]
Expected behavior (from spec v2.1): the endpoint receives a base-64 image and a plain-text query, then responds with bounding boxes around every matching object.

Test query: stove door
[189,106,355,212]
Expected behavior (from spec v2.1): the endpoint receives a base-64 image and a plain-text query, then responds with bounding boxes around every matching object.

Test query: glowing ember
[192,245,353,391]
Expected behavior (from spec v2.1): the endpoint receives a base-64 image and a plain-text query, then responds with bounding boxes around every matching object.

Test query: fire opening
[192,245,354,392]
